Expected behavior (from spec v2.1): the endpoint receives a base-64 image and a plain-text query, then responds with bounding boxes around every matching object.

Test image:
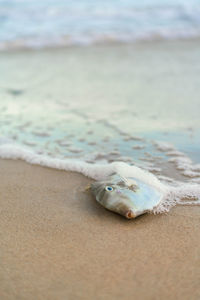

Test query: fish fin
[126,177,138,186]
[84,184,91,192]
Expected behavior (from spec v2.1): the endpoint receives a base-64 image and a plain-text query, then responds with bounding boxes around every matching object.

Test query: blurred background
[0,0,200,49]
[0,0,200,184]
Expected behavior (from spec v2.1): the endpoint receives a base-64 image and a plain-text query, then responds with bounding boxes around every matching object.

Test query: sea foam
[0,143,200,215]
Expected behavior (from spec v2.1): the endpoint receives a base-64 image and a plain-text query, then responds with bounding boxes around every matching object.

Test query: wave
[0,143,200,214]
[1,31,200,52]
[0,0,200,50]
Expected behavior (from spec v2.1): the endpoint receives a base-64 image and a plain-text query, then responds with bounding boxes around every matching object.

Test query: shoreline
[1,36,200,54]
[0,158,200,299]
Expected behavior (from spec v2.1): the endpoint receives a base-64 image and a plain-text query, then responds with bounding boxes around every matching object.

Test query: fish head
[90,174,139,219]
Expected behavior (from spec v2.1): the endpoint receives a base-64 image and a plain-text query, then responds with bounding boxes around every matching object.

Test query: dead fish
[90,173,163,219]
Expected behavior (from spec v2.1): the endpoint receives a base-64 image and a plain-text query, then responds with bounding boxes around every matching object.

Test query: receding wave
[0,0,200,50]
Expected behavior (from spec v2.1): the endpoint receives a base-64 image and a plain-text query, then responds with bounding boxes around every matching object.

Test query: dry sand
[0,159,200,300]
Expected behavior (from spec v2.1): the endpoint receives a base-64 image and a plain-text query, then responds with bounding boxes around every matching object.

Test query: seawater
[0,38,200,212]
[0,0,200,50]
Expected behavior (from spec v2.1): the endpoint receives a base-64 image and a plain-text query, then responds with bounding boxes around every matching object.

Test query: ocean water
[0,0,200,50]
[0,2,200,213]
[1,41,200,185]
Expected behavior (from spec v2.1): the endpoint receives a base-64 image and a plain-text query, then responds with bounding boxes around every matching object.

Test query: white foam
[155,184,200,214]
[0,144,163,185]
[168,156,200,178]
[154,141,175,152]
[0,143,200,215]
[155,140,200,180]
[168,156,192,170]
[166,150,186,157]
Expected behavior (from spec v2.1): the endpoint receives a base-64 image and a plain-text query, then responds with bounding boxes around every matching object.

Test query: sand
[0,159,200,300]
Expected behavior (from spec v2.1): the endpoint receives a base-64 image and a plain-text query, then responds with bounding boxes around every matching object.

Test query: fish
[90,173,163,219]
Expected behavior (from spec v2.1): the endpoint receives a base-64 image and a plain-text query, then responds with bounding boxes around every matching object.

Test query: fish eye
[105,186,113,192]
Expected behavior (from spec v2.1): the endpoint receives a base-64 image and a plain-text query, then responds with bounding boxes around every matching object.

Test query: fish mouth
[112,201,136,219]
[125,210,135,219]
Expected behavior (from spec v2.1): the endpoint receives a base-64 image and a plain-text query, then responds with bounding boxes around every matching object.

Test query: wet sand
[0,158,200,300]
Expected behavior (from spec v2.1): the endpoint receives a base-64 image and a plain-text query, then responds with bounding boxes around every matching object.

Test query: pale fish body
[91,173,163,219]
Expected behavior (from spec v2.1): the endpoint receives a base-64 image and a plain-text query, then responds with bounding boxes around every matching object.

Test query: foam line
[0,144,200,214]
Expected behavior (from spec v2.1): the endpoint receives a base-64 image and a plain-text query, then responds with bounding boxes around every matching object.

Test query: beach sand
[0,158,200,300]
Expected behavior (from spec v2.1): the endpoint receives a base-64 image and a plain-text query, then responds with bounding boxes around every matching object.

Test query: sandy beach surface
[0,158,200,300]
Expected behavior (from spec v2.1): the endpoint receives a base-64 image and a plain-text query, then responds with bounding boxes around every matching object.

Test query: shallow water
[0,40,200,190]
